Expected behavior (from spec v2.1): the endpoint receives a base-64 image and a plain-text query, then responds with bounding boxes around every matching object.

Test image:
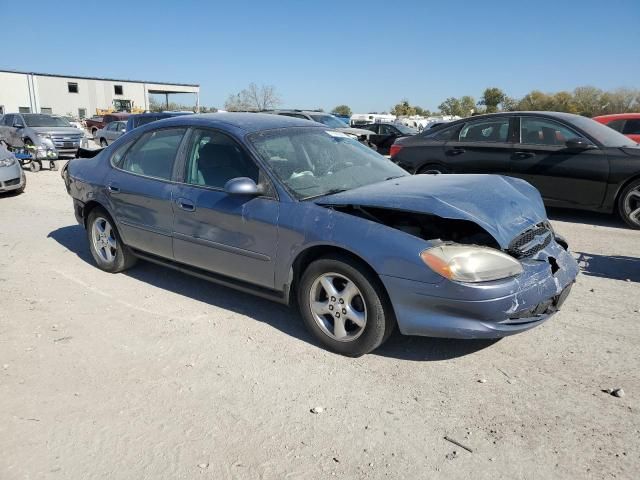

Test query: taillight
[389,144,403,158]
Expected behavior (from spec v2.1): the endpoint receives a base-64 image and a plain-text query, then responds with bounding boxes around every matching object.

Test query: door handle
[177,198,195,212]
[446,148,465,156]
[513,151,536,159]
[107,184,120,193]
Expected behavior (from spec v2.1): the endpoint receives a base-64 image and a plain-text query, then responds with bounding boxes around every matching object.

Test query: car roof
[429,111,587,128]
[157,112,322,133]
[131,112,192,118]
[593,113,640,120]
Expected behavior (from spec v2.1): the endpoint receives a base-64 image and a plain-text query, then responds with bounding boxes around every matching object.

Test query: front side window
[121,128,186,180]
[520,117,578,146]
[250,127,407,200]
[459,118,510,143]
[423,123,460,141]
[68,82,78,93]
[309,114,349,129]
[184,129,259,188]
[623,119,640,135]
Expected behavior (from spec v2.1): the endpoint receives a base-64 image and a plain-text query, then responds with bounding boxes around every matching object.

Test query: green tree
[550,91,577,113]
[459,96,476,116]
[390,99,417,116]
[438,97,462,116]
[517,90,554,111]
[478,87,506,113]
[572,86,603,117]
[413,106,431,117]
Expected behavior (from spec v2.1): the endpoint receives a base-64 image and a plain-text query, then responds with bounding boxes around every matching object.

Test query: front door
[442,116,514,174]
[172,128,279,289]
[105,127,188,259]
[509,116,609,209]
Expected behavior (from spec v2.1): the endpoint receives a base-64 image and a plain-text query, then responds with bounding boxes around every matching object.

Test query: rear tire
[297,254,395,356]
[50,161,58,171]
[618,178,640,229]
[29,161,41,172]
[86,207,137,273]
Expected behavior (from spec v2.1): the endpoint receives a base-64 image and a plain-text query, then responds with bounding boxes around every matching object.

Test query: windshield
[250,127,408,199]
[23,114,71,127]
[571,115,637,147]
[395,124,418,135]
[310,114,349,129]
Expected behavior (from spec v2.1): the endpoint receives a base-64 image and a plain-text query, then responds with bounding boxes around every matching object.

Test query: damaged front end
[319,201,579,339]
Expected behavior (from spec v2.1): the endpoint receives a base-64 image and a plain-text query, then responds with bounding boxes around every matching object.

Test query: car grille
[50,134,82,149]
[3,177,20,186]
[508,223,553,258]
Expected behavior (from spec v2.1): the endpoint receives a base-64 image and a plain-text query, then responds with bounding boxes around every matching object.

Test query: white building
[0,69,200,119]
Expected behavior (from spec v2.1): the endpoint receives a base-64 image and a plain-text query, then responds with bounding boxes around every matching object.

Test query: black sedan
[390,112,640,228]
[359,123,417,155]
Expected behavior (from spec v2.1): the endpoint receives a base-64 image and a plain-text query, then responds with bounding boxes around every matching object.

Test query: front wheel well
[614,174,640,208]
[289,245,386,304]
[81,200,106,228]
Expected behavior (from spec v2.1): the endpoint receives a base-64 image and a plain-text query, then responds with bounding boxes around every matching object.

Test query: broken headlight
[420,244,523,283]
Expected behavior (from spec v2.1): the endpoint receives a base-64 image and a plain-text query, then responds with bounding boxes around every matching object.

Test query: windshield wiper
[303,188,348,200]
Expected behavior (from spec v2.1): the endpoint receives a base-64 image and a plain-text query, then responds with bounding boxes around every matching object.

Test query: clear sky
[2,0,639,112]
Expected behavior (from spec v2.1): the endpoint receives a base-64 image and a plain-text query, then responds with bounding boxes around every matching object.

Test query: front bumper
[381,240,579,339]
[0,166,25,192]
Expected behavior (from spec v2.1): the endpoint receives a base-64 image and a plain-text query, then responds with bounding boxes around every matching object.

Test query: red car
[593,113,640,143]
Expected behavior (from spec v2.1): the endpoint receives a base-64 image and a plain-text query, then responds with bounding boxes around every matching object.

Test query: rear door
[172,128,279,288]
[442,116,514,174]
[509,116,609,208]
[105,127,188,259]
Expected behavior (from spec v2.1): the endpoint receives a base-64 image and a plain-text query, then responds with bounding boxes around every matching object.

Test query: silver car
[0,113,83,158]
[0,144,26,194]
[95,121,127,147]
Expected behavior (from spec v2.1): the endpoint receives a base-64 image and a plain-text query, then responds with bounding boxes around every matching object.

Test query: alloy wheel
[623,186,640,227]
[91,216,117,264]
[309,272,367,342]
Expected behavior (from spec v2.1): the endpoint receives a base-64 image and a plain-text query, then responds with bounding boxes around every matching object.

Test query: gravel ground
[1,167,638,480]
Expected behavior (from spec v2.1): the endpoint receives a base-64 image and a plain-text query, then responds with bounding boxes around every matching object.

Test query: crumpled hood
[337,127,372,138]
[315,174,547,248]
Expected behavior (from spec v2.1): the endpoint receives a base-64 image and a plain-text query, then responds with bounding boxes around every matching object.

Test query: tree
[390,99,416,116]
[332,105,352,116]
[600,88,639,114]
[413,106,432,117]
[572,86,603,117]
[224,83,282,111]
[478,87,506,113]
[517,90,554,111]
[438,96,475,117]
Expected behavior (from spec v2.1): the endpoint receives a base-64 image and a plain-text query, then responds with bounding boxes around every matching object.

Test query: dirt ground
[1,167,638,480]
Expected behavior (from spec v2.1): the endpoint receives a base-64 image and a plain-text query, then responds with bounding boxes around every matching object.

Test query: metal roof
[0,68,199,88]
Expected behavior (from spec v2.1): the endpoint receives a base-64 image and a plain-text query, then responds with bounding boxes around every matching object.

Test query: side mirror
[565,137,596,150]
[224,177,260,196]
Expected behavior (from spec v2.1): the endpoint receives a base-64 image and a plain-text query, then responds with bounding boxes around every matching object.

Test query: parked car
[390,111,640,228]
[61,116,85,130]
[0,113,83,160]
[269,110,377,147]
[0,143,26,194]
[85,113,130,137]
[64,113,578,356]
[359,122,417,154]
[126,112,192,132]
[593,113,640,143]
[95,121,127,147]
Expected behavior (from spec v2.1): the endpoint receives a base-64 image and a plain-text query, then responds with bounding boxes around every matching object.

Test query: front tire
[418,163,449,175]
[618,179,640,229]
[100,138,108,147]
[297,254,395,356]
[87,208,137,273]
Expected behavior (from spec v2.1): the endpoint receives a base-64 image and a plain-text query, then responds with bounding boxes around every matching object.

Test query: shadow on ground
[547,207,627,229]
[48,224,496,361]
[576,251,640,283]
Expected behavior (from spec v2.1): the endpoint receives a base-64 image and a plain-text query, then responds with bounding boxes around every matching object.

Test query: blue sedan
[65,113,579,356]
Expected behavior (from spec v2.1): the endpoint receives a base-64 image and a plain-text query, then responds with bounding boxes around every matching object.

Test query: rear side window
[520,117,578,146]
[459,118,510,143]
[606,119,625,132]
[121,128,186,180]
[423,124,459,141]
[623,119,640,135]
